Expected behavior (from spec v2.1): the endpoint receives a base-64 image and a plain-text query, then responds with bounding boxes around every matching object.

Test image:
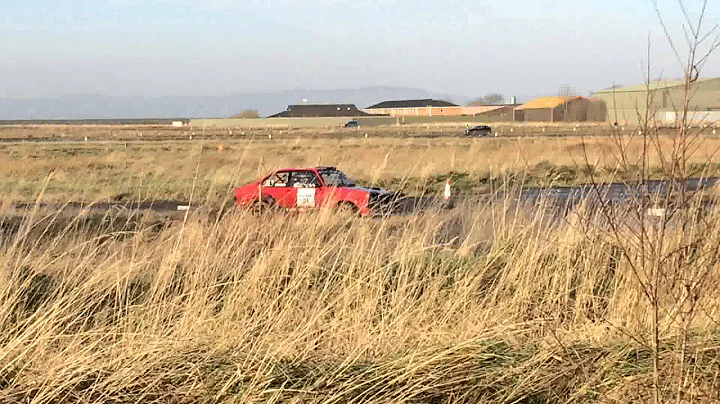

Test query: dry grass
[3,125,720,402]
[1,194,720,403]
[3,133,720,205]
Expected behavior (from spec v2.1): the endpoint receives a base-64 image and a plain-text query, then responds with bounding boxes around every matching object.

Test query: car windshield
[319,169,355,187]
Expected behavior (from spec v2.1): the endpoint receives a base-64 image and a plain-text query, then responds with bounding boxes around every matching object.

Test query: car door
[288,170,324,209]
[261,171,296,208]
[316,169,345,207]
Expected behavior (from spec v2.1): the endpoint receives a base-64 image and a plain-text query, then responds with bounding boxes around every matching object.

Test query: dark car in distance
[463,125,492,137]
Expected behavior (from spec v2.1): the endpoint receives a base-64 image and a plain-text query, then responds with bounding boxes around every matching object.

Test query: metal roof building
[366,99,458,109]
[364,99,461,117]
[593,78,720,124]
[268,104,370,118]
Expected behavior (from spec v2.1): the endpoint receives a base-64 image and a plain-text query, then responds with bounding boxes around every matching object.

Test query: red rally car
[233,166,402,216]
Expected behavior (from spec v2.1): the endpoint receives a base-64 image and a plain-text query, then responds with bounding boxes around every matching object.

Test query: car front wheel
[251,198,276,215]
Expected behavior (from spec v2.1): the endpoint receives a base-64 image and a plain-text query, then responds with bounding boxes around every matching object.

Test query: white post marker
[443,179,452,202]
[647,207,666,218]
[177,205,191,212]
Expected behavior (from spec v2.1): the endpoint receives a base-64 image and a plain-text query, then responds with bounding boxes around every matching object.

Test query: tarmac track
[517,177,720,205]
[10,200,190,213]
[6,177,719,220]
[0,130,686,145]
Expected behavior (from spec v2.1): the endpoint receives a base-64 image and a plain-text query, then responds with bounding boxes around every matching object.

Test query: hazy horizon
[2,0,719,101]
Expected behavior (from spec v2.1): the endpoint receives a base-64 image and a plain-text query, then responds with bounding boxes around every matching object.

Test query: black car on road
[463,125,492,137]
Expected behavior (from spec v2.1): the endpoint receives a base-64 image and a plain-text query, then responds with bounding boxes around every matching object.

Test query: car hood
[348,186,399,196]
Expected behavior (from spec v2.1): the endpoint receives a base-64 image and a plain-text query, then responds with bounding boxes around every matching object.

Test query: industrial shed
[364,99,460,117]
[269,104,369,118]
[513,96,606,122]
[593,78,720,125]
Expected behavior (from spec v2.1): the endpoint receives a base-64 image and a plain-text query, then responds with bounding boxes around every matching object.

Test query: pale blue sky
[1,0,718,99]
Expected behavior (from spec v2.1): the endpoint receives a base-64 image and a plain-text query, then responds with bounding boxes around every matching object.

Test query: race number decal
[297,188,316,208]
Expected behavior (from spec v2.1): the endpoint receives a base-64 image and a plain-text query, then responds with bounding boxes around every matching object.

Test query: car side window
[263,172,290,187]
[289,171,322,188]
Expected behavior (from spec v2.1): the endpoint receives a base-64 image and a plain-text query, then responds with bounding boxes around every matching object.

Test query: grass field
[2,126,720,402]
[0,122,707,142]
[3,128,720,205]
[2,196,720,402]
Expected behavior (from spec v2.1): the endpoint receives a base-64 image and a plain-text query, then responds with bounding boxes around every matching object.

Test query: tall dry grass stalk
[578,2,720,402]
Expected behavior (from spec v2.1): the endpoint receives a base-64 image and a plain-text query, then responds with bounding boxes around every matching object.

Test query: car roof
[272,166,338,173]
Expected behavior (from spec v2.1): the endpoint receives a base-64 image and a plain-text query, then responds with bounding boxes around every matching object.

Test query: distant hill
[0,87,471,120]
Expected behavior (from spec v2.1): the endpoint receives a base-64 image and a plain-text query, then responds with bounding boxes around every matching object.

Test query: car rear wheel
[336,201,359,216]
